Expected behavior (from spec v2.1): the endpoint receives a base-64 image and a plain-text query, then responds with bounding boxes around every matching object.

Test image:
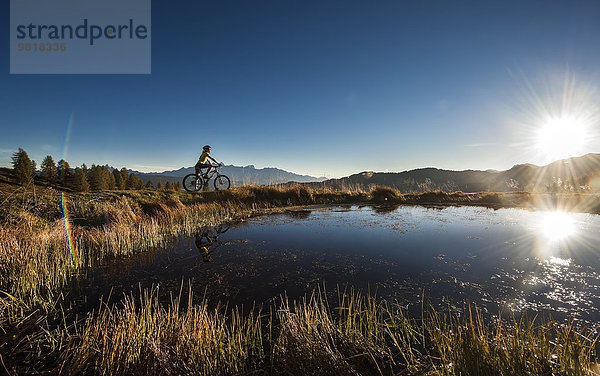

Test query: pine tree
[121,168,131,189]
[12,148,36,185]
[40,155,58,183]
[88,165,102,191]
[127,173,143,190]
[73,167,90,192]
[57,160,73,186]
[113,169,124,190]
[105,167,116,190]
[157,181,164,190]
[145,180,154,189]
[88,165,115,191]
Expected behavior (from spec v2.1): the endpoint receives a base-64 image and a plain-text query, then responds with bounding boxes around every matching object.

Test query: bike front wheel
[213,175,231,190]
[183,174,203,192]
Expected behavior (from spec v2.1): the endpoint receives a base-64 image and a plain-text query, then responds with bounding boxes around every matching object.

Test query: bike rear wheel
[213,174,231,190]
[183,174,203,192]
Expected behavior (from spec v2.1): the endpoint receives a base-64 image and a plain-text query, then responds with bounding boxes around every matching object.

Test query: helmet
[203,145,211,151]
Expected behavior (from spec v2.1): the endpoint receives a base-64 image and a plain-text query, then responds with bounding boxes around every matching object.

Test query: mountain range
[127,153,600,193]
[132,165,326,186]
[303,153,600,193]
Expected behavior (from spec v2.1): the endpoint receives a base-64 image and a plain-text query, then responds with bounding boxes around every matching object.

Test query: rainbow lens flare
[60,192,77,263]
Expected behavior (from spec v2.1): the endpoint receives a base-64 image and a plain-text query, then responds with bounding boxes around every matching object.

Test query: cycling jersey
[198,151,210,164]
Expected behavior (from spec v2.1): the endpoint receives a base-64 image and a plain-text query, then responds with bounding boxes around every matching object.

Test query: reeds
[55,287,600,375]
[425,305,600,375]
[65,286,266,376]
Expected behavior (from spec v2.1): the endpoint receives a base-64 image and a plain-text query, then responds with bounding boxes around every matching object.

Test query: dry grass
[65,285,266,376]
[1,184,600,374]
[52,288,600,375]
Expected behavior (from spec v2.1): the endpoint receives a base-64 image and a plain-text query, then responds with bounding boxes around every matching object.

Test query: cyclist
[195,145,219,179]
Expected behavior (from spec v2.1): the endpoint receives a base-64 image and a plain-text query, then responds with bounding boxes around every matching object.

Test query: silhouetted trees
[87,165,117,191]
[12,148,36,185]
[9,148,181,192]
[113,169,125,190]
[127,172,144,190]
[57,160,73,186]
[73,167,90,192]
[40,155,58,183]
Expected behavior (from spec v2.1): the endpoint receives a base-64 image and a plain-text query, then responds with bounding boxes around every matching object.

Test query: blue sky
[2,0,600,178]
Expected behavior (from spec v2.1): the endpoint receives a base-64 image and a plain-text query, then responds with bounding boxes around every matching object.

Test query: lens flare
[59,112,78,263]
[60,192,77,263]
[60,112,75,182]
[511,70,600,166]
[538,211,576,242]
[536,115,588,161]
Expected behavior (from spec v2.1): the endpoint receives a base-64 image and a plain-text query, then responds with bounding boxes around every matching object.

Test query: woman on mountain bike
[196,145,218,179]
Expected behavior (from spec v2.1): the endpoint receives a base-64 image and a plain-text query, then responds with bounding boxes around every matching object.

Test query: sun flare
[538,211,576,242]
[535,116,588,161]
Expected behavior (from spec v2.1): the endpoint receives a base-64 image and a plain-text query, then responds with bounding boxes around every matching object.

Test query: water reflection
[373,204,400,214]
[537,211,577,242]
[65,205,600,324]
[194,223,230,262]
[283,209,312,219]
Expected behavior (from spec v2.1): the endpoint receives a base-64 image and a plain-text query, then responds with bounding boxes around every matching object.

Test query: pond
[66,205,600,323]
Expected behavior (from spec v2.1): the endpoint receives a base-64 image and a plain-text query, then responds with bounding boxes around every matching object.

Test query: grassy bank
[57,288,600,375]
[1,182,600,374]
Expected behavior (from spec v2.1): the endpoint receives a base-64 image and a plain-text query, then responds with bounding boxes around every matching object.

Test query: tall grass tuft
[57,288,600,375]
[65,285,266,376]
[274,290,389,375]
[425,305,600,375]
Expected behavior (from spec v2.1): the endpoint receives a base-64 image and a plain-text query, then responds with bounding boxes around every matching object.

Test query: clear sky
[2,0,600,178]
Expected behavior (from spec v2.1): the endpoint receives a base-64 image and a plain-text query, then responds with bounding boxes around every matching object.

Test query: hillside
[307,153,600,193]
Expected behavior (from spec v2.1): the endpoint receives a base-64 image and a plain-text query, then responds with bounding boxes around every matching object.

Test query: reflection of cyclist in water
[194,223,230,263]
[195,231,214,262]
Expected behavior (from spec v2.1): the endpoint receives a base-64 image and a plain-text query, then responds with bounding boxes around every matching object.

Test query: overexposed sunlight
[538,211,576,242]
[512,71,600,167]
[535,115,588,161]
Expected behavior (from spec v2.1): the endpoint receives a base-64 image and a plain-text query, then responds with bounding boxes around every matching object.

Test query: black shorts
[195,163,211,174]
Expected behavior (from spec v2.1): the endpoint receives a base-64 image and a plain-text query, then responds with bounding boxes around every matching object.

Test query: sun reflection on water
[538,211,576,242]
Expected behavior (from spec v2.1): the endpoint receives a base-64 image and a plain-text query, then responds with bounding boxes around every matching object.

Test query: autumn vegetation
[1,148,599,374]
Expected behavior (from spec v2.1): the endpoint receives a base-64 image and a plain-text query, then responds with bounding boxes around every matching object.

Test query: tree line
[11,148,180,192]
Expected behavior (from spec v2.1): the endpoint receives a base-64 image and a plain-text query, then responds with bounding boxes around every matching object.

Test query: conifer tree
[120,168,131,189]
[105,167,116,189]
[88,165,102,191]
[57,160,73,185]
[40,155,58,183]
[12,148,36,185]
[145,180,154,189]
[127,173,143,190]
[73,167,90,192]
[113,169,125,190]
[157,181,164,190]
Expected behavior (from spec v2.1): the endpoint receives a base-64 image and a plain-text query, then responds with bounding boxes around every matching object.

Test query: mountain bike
[182,163,231,192]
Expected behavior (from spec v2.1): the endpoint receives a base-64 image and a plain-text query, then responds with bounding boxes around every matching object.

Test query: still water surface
[67,205,600,322]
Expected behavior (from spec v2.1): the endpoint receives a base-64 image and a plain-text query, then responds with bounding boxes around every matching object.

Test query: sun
[535,115,588,161]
